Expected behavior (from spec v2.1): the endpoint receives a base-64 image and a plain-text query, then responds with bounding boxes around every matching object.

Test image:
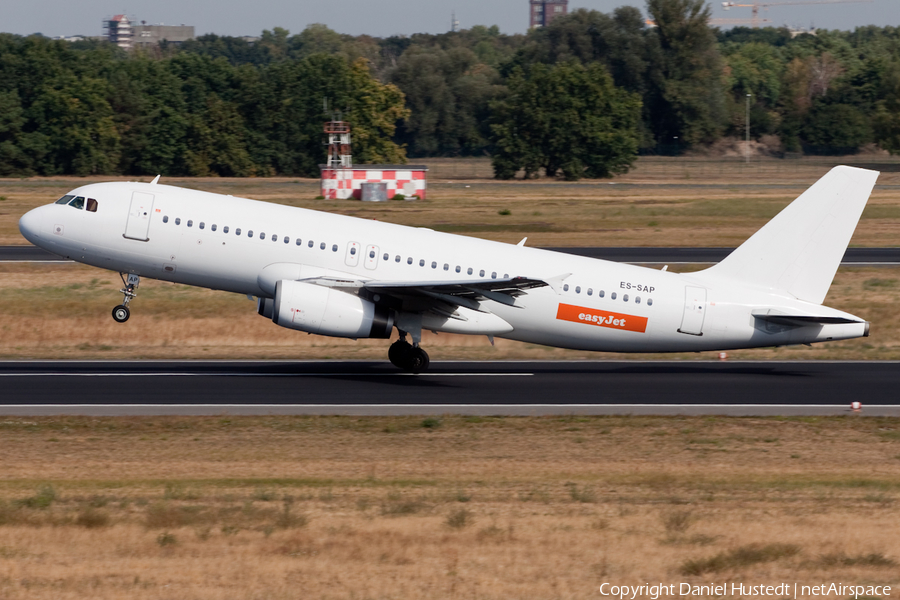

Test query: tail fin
[703,166,879,304]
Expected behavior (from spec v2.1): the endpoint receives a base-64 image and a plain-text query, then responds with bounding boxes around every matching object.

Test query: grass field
[3,156,900,248]
[0,415,897,600]
[1,262,899,360]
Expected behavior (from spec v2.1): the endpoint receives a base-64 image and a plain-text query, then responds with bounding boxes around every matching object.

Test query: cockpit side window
[68,196,85,210]
[86,198,98,213]
[55,195,75,205]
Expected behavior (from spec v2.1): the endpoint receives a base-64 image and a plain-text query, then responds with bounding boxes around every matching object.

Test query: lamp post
[745,93,752,164]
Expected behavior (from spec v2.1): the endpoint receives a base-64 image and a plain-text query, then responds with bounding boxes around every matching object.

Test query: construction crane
[721,0,872,28]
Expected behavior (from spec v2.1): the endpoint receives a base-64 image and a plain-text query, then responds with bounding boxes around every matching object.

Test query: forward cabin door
[678,286,707,336]
[124,192,154,241]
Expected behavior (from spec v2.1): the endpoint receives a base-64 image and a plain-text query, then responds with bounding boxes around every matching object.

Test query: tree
[490,62,641,181]
[646,0,727,149]
[389,46,503,156]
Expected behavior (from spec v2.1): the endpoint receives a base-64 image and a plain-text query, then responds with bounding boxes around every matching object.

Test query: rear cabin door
[124,192,154,241]
[678,286,707,336]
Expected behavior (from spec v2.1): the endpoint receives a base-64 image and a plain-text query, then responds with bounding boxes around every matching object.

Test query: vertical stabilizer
[702,166,878,304]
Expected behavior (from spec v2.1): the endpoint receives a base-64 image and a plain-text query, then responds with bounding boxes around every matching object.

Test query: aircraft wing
[300,276,547,311]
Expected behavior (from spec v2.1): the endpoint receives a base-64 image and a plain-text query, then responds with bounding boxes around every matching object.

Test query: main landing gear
[112,273,140,323]
[388,331,430,373]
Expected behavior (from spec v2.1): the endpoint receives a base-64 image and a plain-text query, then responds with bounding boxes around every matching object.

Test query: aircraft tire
[112,305,130,323]
[388,339,412,368]
[406,347,430,374]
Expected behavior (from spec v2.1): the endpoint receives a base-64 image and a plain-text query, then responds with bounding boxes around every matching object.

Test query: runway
[0,360,897,416]
[4,245,900,265]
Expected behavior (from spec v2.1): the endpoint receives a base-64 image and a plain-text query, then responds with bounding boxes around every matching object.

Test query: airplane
[18,166,877,373]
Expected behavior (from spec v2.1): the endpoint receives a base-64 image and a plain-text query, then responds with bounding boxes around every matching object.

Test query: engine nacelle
[272,280,393,339]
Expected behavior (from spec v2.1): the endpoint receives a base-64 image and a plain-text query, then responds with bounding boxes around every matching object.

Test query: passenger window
[199,222,205,229]
[371,251,377,258]
[174,218,180,225]
[587,288,593,296]
[503,274,509,279]
[563,284,569,292]
[86,198,98,212]
[187,220,193,227]
[623,294,629,302]
[648,299,653,306]
[395,255,401,262]
[296,238,302,245]
[248,230,253,237]
[211,224,217,232]
[284,236,289,244]
[320,242,326,250]
[467,268,473,275]
[635,296,641,304]
[419,259,425,267]
[351,247,357,255]
[308,240,314,247]
[383,253,389,261]
[575,286,581,293]
[332,244,338,252]
[55,195,75,205]
[407,257,413,265]
[479,270,485,277]
[611,292,617,300]
[492,272,497,279]
[455,266,461,273]
[260,232,265,239]
[235,228,241,235]
[68,196,85,210]
[224,226,229,234]
[271,234,277,242]
[599,290,605,298]
[431,261,437,269]
[443,264,449,271]
[163,216,169,223]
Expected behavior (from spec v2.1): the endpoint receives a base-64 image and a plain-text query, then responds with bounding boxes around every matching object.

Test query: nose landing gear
[388,331,430,373]
[112,273,140,323]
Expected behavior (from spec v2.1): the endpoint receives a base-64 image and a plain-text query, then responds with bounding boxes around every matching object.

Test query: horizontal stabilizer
[751,309,861,326]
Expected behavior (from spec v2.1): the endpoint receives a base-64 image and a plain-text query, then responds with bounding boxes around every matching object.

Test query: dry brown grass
[4,156,900,247]
[0,262,897,360]
[0,415,898,599]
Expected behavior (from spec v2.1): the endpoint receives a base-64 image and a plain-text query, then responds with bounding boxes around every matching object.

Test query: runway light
[851,401,862,413]
[718,352,728,361]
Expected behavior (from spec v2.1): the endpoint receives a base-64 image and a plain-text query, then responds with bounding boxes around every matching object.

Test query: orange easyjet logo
[556,303,648,333]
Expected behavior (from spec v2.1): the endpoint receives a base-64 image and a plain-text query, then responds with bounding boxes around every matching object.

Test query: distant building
[104,15,133,49]
[132,23,195,48]
[529,0,568,28]
[103,15,194,49]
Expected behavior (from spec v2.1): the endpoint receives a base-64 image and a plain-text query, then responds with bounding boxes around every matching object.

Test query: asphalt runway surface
[4,245,900,265]
[0,360,897,416]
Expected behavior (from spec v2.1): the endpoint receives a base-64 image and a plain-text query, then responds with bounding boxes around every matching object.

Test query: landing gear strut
[112,273,140,323]
[388,331,430,373]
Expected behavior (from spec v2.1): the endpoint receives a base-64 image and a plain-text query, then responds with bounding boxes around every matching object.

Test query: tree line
[3,0,900,180]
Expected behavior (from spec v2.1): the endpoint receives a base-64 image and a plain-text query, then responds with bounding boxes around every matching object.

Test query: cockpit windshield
[54,194,97,211]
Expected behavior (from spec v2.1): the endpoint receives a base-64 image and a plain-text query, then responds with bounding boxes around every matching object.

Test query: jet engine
[271,280,393,339]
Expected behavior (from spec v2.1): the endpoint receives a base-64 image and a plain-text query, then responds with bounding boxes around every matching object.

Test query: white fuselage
[19,181,868,352]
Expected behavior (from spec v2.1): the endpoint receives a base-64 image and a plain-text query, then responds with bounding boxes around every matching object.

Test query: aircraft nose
[18,207,45,244]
